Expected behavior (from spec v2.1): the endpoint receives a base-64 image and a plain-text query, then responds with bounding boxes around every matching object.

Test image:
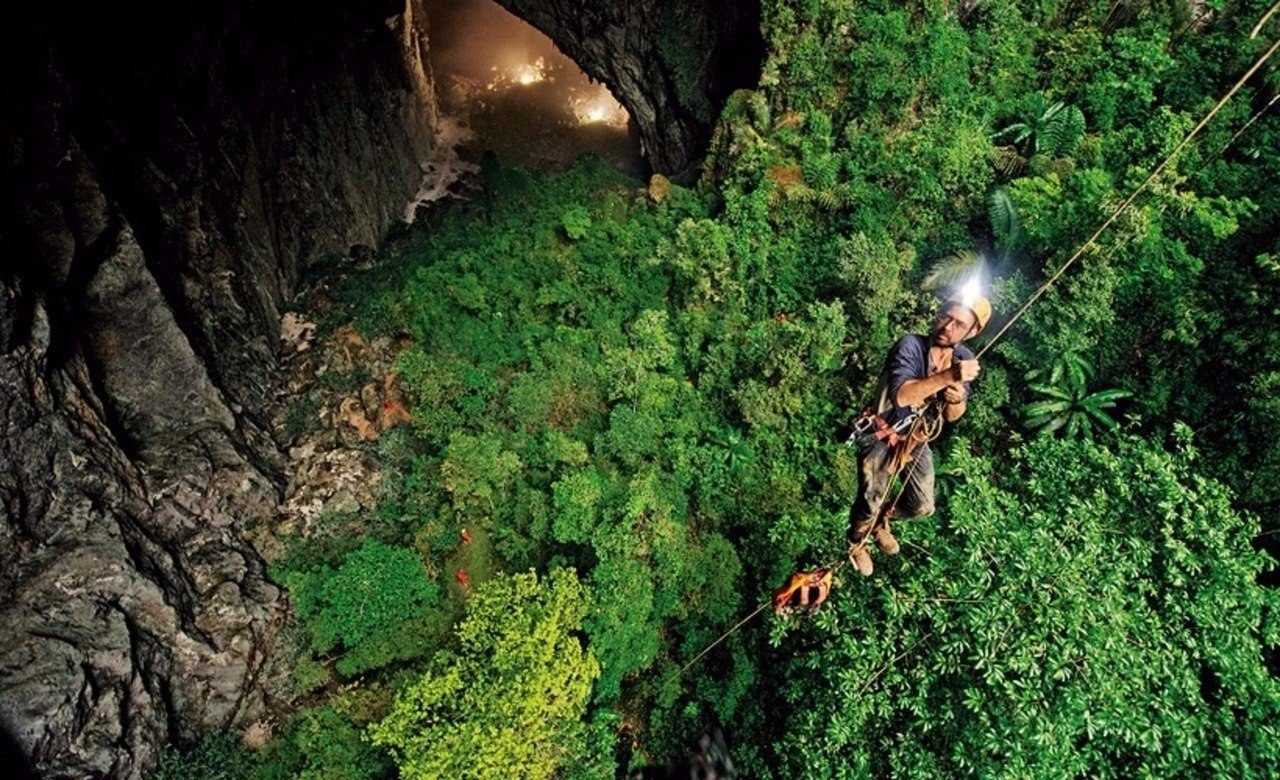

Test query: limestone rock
[0,0,439,776]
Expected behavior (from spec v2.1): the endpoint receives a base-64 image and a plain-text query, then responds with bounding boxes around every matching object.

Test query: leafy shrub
[369,569,603,779]
[150,733,256,780]
[285,540,443,676]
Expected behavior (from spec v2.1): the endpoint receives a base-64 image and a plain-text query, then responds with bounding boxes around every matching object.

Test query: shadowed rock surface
[0,1,437,776]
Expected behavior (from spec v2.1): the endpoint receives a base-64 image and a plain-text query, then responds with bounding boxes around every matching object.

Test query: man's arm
[941,383,966,422]
[896,359,980,409]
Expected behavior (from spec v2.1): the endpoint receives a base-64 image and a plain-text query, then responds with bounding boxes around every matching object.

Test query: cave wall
[0,1,438,776]
[496,0,764,174]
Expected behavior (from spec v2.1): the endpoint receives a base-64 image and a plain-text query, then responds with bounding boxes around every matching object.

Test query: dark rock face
[496,0,764,174]
[0,1,437,776]
[0,0,756,775]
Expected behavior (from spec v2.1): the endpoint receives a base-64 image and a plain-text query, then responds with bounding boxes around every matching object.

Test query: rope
[975,11,1280,361]
[674,602,772,678]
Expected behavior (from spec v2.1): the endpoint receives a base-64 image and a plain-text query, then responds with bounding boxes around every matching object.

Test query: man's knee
[896,497,934,520]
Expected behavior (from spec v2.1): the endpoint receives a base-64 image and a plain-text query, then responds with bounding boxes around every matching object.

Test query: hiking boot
[873,524,900,555]
[848,543,874,577]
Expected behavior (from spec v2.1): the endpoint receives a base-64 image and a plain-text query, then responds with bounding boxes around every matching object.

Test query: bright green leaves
[993,93,1087,158]
[584,556,661,701]
[562,205,592,240]
[551,467,609,544]
[654,218,737,306]
[733,302,846,434]
[439,432,523,517]
[369,569,600,780]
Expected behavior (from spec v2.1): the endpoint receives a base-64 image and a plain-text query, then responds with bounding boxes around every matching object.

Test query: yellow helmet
[944,291,992,336]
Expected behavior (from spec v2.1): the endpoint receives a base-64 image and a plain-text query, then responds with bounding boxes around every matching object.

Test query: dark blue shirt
[876,334,974,426]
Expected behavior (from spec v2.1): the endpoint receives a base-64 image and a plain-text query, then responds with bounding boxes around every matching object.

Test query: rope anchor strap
[772,568,834,615]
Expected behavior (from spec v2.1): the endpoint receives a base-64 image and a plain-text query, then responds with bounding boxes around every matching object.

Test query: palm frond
[1038,414,1070,435]
[1043,104,1085,157]
[1084,388,1132,406]
[1085,405,1122,429]
[1028,384,1073,401]
[921,250,983,291]
[1024,399,1072,418]
[1063,353,1093,391]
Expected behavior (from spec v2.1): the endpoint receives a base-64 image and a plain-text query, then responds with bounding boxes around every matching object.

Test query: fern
[993,93,1084,158]
[802,153,840,189]
[987,187,1022,248]
[991,145,1028,177]
[1044,105,1085,157]
[816,189,843,211]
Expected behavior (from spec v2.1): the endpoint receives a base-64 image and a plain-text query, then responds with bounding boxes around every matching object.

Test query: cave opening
[427,0,644,177]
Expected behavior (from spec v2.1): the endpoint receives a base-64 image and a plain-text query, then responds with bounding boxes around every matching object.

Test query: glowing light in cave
[484,56,549,90]
[510,57,546,85]
[571,89,629,127]
[427,0,641,174]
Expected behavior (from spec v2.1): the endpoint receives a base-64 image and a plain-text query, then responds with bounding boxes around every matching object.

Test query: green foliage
[1023,352,1133,440]
[921,249,984,294]
[255,1,1280,775]
[284,540,444,676]
[151,733,257,780]
[368,569,603,779]
[994,93,1087,158]
[770,434,1280,778]
[285,706,393,780]
[987,187,1023,251]
[562,205,592,240]
[654,218,736,305]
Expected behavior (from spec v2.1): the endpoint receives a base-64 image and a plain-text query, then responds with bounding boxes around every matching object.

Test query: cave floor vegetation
[156,1,1280,777]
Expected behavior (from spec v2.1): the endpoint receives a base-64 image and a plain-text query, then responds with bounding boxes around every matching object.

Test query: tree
[368,569,603,780]
[284,540,443,677]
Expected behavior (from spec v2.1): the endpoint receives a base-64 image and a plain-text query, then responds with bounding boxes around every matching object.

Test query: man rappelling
[845,286,991,576]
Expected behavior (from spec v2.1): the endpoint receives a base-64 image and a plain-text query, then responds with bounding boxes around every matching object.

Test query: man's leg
[848,436,893,575]
[894,444,936,520]
[866,444,933,557]
[849,436,892,535]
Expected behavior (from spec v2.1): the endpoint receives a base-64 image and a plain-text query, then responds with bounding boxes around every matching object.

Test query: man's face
[932,305,976,347]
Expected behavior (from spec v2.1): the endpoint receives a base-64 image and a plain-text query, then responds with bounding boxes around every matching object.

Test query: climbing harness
[848,407,920,449]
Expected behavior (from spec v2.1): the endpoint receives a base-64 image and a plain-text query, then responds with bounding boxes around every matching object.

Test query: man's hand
[941,381,967,422]
[951,359,980,383]
[897,356,980,410]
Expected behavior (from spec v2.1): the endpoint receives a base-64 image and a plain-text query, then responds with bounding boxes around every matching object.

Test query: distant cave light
[426,0,641,175]
[489,57,549,89]
[572,89,629,127]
